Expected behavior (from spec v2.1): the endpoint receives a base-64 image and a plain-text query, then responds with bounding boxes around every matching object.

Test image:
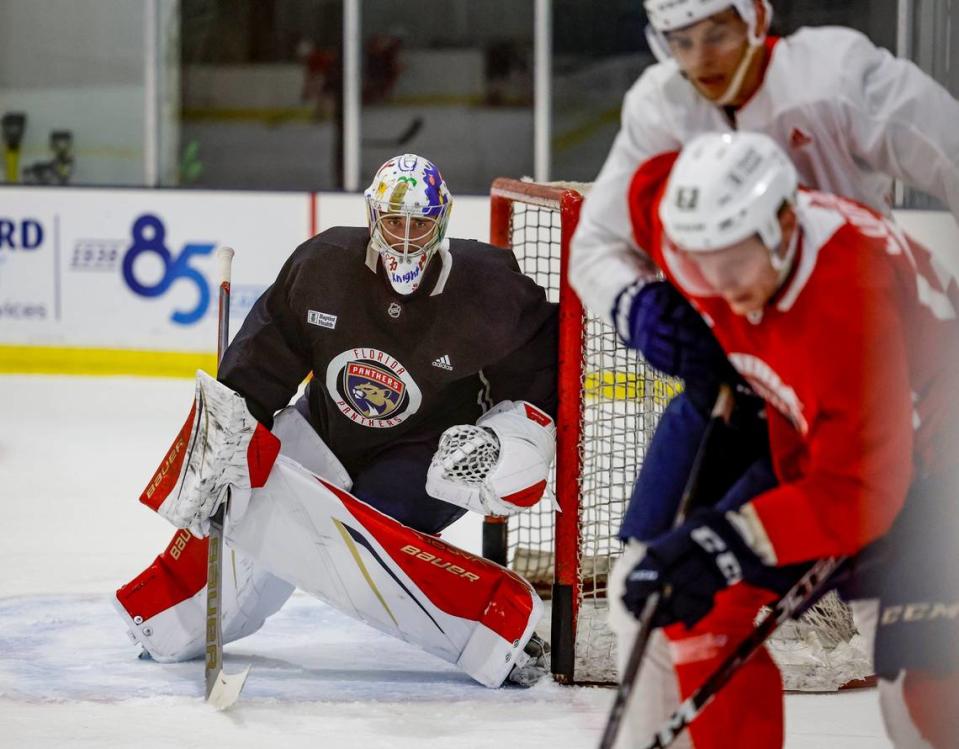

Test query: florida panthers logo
[728,353,809,436]
[326,348,422,428]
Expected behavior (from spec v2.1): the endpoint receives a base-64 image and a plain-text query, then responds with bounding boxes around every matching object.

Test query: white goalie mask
[364,153,453,295]
[643,0,773,105]
[658,132,799,301]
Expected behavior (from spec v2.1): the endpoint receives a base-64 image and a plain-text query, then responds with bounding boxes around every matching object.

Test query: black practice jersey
[219,227,558,478]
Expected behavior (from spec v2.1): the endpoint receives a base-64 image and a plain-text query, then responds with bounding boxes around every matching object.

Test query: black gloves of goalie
[623,509,807,629]
[616,280,731,385]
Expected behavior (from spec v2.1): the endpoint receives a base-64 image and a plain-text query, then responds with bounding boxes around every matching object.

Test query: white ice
[0,374,891,748]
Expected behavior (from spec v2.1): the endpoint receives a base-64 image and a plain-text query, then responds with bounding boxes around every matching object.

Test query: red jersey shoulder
[627,151,679,261]
[782,190,910,302]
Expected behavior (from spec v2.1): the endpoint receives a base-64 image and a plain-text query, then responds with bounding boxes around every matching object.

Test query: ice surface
[0,375,891,748]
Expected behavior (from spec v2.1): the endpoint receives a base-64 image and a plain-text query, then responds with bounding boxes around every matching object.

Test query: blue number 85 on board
[121,214,215,325]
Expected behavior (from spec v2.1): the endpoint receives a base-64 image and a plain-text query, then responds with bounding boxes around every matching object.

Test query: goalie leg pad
[116,410,349,661]
[225,456,543,687]
[114,528,294,662]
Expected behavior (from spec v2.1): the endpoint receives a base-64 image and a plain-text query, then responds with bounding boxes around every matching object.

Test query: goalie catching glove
[139,370,281,536]
[426,400,556,516]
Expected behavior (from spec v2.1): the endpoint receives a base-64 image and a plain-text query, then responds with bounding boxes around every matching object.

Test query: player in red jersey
[581,5,959,741]
[620,131,959,747]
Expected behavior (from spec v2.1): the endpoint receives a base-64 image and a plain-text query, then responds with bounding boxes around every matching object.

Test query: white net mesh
[491,178,873,691]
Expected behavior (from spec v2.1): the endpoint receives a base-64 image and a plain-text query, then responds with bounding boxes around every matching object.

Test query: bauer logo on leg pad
[401,545,481,582]
[167,529,192,560]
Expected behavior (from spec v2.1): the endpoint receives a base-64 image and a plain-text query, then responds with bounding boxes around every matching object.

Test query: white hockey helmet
[644,0,773,62]
[661,131,797,252]
[645,0,771,34]
[659,132,798,297]
[364,153,453,295]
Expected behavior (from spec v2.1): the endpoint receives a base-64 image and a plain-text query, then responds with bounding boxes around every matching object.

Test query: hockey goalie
[114,153,558,688]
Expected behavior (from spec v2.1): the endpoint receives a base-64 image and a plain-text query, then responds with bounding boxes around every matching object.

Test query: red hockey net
[488,177,873,689]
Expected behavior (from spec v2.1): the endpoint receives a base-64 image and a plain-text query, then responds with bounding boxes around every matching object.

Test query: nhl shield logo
[325,348,423,428]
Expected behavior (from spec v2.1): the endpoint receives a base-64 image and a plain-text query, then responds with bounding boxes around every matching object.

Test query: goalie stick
[599,384,734,749]
[204,245,251,710]
[637,555,847,749]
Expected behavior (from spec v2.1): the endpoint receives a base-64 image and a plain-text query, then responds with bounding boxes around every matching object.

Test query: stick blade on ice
[206,665,251,711]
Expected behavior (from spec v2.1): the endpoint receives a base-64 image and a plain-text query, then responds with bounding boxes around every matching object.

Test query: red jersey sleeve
[749,239,915,564]
[627,150,679,266]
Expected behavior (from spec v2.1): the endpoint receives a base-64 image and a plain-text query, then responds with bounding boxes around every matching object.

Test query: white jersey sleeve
[568,64,688,324]
[840,30,959,221]
[570,26,959,328]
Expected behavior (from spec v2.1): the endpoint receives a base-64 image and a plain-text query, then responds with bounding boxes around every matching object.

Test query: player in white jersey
[569,2,959,747]
[573,1,959,320]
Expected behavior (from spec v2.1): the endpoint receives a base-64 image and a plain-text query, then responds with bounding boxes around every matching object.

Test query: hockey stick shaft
[599,383,734,749]
[215,248,233,367]
[205,246,235,702]
[362,116,424,147]
[639,555,846,749]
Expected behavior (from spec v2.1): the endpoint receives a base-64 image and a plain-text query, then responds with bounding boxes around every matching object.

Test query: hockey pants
[609,542,781,748]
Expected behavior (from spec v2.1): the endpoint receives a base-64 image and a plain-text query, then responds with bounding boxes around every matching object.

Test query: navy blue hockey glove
[615,280,729,384]
[622,509,796,630]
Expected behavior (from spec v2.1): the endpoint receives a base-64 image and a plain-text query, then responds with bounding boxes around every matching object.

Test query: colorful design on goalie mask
[325,348,423,428]
[364,153,452,295]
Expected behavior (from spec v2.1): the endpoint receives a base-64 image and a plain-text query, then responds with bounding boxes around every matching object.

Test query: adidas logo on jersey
[789,127,813,149]
[432,354,453,371]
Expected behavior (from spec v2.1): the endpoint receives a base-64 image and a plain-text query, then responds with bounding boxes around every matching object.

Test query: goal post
[489,179,587,682]
[488,177,673,684]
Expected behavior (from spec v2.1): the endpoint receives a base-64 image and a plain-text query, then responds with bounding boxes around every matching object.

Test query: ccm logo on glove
[690,526,743,586]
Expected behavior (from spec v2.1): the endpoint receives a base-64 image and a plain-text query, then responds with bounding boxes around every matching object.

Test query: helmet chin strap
[770,218,800,285]
[743,225,797,325]
[714,35,764,106]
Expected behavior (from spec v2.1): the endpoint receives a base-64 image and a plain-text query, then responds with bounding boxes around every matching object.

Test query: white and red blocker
[139,370,281,536]
[116,378,543,687]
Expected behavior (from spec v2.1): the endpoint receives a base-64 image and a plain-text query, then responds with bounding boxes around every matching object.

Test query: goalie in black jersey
[115,154,558,688]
